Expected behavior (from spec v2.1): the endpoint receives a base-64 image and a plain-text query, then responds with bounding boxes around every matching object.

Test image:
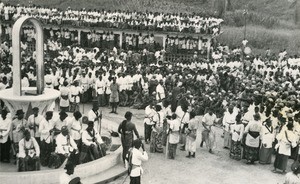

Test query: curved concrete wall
[0,118,122,184]
[0,146,122,184]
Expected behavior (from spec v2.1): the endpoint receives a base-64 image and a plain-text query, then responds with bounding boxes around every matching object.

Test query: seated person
[49,126,78,169]
[18,129,40,172]
[79,121,106,163]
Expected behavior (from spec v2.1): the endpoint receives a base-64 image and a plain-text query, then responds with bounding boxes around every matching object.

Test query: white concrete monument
[0,16,60,115]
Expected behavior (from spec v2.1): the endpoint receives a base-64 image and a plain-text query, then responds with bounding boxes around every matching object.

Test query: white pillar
[78,30,81,44]
[163,35,166,50]
[119,32,123,49]
[12,16,44,96]
[207,38,211,61]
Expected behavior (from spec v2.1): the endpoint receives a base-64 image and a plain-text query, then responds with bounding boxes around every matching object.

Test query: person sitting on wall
[18,129,40,172]
[49,126,78,169]
[79,121,106,164]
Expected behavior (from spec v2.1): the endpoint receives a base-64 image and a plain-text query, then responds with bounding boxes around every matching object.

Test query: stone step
[81,163,127,184]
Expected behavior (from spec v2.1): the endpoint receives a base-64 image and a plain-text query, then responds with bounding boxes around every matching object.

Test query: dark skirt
[244,145,259,162]
[0,137,11,161]
[224,131,232,148]
[150,130,163,153]
[168,143,177,159]
[230,140,242,160]
[79,143,105,164]
[274,153,288,171]
[259,146,273,164]
[19,156,40,172]
[40,140,53,166]
[144,124,152,142]
[121,133,134,162]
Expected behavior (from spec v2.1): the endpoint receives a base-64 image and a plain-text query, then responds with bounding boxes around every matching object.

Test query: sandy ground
[104,106,287,184]
[0,104,289,183]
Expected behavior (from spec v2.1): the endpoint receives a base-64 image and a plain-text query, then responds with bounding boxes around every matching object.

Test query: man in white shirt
[18,129,40,171]
[88,102,102,132]
[127,139,148,184]
[69,81,82,112]
[222,106,237,149]
[156,79,165,102]
[51,126,78,169]
[95,75,106,107]
[79,121,105,163]
[167,114,181,159]
[27,107,45,145]
[39,111,54,166]
[144,102,156,144]
[0,110,12,163]
[201,109,217,153]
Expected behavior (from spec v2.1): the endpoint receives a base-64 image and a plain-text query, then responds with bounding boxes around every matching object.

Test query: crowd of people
[0,1,222,34]
[0,103,109,172]
[0,2,300,183]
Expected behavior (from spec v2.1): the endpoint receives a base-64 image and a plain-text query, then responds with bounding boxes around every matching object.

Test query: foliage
[224,10,280,28]
[218,26,300,55]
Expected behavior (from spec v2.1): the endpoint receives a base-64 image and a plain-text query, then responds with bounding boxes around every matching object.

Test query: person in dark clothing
[118,111,140,164]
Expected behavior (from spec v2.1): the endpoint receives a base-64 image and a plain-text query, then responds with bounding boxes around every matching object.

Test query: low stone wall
[0,118,122,184]
[0,146,122,184]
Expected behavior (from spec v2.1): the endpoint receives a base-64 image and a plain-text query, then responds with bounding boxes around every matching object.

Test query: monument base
[0,87,60,115]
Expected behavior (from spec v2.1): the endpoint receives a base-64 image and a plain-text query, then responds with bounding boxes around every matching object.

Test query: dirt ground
[0,105,288,183]
[105,106,287,184]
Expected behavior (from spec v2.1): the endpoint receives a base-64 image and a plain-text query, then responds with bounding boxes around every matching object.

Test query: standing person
[95,75,106,107]
[109,77,120,114]
[88,102,102,133]
[39,111,54,166]
[150,105,165,153]
[27,107,44,145]
[243,113,263,164]
[127,139,148,184]
[259,118,275,164]
[201,108,217,154]
[273,122,297,174]
[18,130,40,171]
[144,102,155,144]
[222,105,236,149]
[69,81,82,112]
[156,79,165,102]
[230,114,244,160]
[167,114,181,159]
[0,110,12,163]
[186,111,198,158]
[12,109,28,157]
[118,111,140,164]
[59,81,70,112]
[68,111,82,156]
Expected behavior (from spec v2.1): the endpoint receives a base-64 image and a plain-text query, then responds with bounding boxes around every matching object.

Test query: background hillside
[3,0,300,55]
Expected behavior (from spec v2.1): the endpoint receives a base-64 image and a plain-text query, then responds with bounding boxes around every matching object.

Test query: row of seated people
[0,108,107,172]
[0,3,222,34]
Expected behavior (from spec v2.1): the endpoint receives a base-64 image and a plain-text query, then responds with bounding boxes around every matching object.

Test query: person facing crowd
[118,111,140,164]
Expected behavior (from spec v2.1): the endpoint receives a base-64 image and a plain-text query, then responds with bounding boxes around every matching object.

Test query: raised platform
[0,118,126,184]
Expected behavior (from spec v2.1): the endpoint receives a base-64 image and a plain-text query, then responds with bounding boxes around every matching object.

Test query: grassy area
[218,26,300,55]
[3,0,300,54]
